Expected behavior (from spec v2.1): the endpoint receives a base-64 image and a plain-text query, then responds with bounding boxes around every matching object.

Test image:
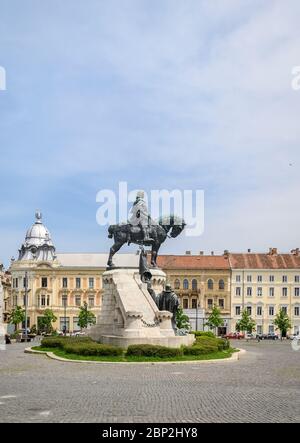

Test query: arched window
[174,279,180,290]
[183,279,189,290]
[192,279,198,291]
[208,279,214,290]
[219,279,225,290]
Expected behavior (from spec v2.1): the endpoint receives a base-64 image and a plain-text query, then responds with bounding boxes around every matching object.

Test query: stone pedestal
[88,268,194,348]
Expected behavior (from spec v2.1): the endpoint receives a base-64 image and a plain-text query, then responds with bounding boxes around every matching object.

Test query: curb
[24,347,246,365]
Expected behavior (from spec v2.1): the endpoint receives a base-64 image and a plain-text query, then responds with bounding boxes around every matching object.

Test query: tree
[38,309,57,334]
[77,302,96,330]
[274,308,291,339]
[176,306,190,330]
[205,305,223,334]
[9,306,25,331]
[236,309,256,334]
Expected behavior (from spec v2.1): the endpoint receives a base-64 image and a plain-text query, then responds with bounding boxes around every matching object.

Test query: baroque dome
[18,212,56,261]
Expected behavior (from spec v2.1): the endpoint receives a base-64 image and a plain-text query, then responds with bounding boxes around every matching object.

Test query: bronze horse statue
[107,216,186,268]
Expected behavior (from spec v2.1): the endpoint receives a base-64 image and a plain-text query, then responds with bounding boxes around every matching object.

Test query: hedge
[192,331,216,338]
[183,344,218,355]
[194,336,230,351]
[63,343,123,357]
[126,344,183,358]
[41,336,94,349]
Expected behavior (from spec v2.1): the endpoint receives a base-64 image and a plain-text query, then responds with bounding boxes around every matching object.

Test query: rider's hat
[136,190,144,199]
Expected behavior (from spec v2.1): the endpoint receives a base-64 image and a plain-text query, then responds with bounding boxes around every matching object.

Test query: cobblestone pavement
[0,341,299,423]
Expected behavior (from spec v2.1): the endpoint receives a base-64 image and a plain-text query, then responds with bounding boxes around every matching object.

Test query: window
[247,306,252,316]
[295,288,300,297]
[23,277,27,288]
[283,275,288,283]
[40,294,49,307]
[183,299,188,309]
[192,279,198,291]
[75,296,81,307]
[236,287,241,297]
[60,317,70,332]
[257,325,262,335]
[269,306,274,316]
[62,278,68,288]
[13,278,18,289]
[219,279,225,290]
[23,294,27,306]
[62,296,68,307]
[295,307,300,317]
[257,287,263,297]
[88,297,95,308]
[281,306,287,315]
[207,299,213,309]
[219,299,224,309]
[269,325,275,334]
[183,279,189,290]
[257,306,262,316]
[295,276,300,283]
[207,279,214,290]
[13,295,18,306]
[269,275,275,283]
[236,275,241,283]
[76,278,81,289]
[269,287,275,297]
[89,278,94,289]
[247,287,252,297]
[41,277,48,288]
[73,317,80,332]
[282,288,288,297]
[191,299,197,309]
[174,279,180,290]
[235,306,241,316]
[257,275,263,283]
[247,275,252,283]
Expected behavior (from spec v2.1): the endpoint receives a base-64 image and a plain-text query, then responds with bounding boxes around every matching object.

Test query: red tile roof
[156,255,230,270]
[229,253,300,269]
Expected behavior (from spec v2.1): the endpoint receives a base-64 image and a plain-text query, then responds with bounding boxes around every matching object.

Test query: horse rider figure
[127,191,155,244]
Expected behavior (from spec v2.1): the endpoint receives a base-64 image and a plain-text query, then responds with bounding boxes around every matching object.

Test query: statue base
[88,268,194,349]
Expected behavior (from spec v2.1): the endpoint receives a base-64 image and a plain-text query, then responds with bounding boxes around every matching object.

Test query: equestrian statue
[107,190,186,268]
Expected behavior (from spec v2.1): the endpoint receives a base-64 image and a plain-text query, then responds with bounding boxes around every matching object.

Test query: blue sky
[0,0,300,266]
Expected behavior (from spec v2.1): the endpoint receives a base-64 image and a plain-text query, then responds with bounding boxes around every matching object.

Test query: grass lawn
[31,346,238,363]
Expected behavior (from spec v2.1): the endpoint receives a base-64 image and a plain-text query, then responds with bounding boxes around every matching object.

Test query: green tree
[77,302,96,330]
[176,306,190,330]
[274,308,291,339]
[38,309,57,334]
[9,306,25,331]
[236,309,256,334]
[205,305,224,334]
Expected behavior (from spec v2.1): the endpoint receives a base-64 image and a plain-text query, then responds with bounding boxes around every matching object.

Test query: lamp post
[24,272,28,341]
[63,297,67,336]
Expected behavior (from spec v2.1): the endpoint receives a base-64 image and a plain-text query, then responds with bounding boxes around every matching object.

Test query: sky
[0,0,300,266]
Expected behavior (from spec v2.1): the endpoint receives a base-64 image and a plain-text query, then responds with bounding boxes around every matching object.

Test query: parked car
[224,332,245,340]
[289,334,300,340]
[245,333,258,341]
[261,333,279,340]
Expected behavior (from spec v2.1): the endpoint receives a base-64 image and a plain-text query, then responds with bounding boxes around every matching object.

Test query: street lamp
[24,272,30,342]
[63,297,67,336]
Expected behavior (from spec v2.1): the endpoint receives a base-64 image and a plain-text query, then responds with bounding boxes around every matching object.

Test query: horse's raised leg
[107,242,124,268]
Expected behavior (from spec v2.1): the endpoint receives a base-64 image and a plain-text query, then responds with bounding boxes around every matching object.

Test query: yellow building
[229,249,300,336]
[157,253,232,334]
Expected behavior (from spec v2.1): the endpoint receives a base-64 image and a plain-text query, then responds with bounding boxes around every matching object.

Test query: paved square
[0,341,299,423]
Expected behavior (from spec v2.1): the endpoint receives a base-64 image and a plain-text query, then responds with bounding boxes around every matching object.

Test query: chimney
[248,249,251,253]
[291,248,300,256]
[185,251,191,255]
[199,251,204,256]
[211,251,214,256]
[224,250,229,257]
[269,248,278,256]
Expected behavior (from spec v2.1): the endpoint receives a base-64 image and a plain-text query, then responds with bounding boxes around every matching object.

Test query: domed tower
[18,212,56,261]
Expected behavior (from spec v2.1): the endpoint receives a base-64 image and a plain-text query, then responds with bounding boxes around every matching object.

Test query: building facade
[157,254,232,334]
[229,249,300,335]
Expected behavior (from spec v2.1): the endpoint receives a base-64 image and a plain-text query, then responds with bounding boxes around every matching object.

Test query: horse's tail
[108,225,115,239]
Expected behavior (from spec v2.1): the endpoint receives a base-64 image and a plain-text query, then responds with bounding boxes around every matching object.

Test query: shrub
[216,338,230,351]
[63,343,123,357]
[192,331,215,338]
[126,344,183,358]
[183,344,218,355]
[41,336,94,349]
